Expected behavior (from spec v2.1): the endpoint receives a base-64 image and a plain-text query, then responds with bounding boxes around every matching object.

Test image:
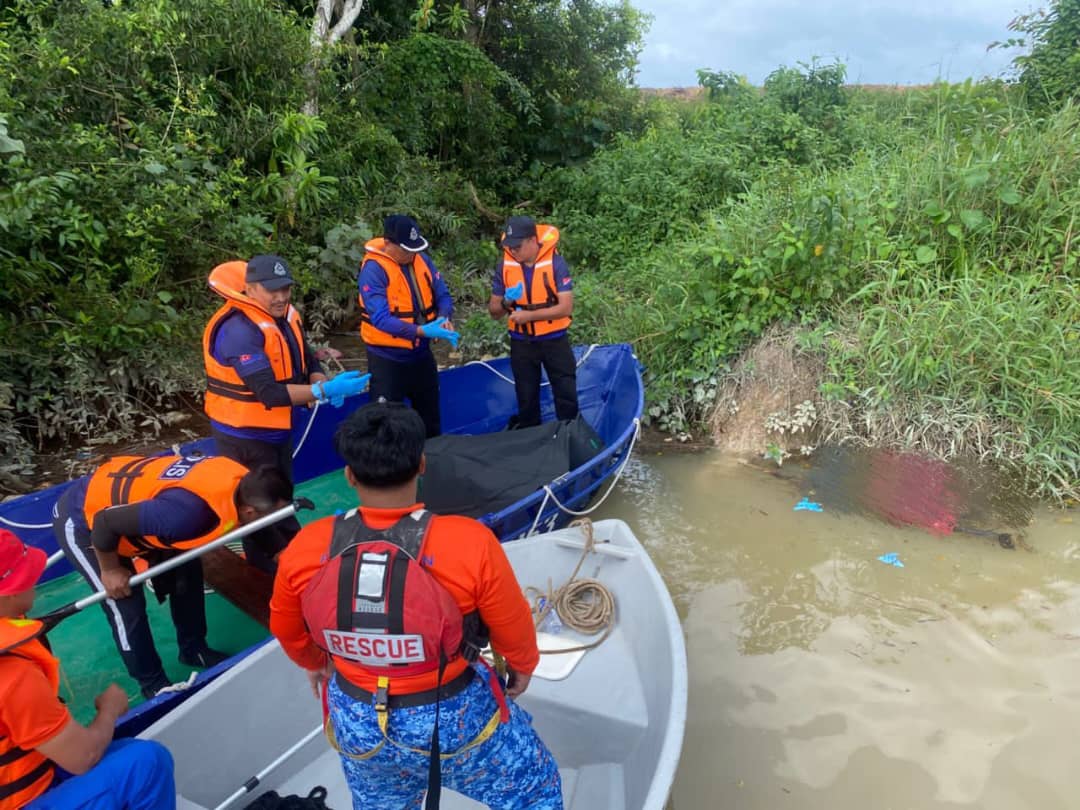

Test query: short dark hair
[334,402,425,488]
[234,464,293,511]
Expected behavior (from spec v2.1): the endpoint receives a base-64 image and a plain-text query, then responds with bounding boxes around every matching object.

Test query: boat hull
[1,345,644,736]
[141,519,687,810]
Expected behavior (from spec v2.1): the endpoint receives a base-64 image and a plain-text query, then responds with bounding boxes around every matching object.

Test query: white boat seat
[520,624,649,766]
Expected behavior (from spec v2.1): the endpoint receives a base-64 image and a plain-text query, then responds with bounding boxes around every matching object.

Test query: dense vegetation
[0,0,1076,500]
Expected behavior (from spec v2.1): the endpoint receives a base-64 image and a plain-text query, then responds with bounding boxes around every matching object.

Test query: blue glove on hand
[504,281,524,304]
[312,371,371,406]
[418,317,460,349]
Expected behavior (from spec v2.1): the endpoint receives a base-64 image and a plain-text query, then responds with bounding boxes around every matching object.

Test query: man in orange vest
[203,255,370,569]
[0,529,175,809]
[270,403,562,808]
[358,216,459,438]
[52,457,293,699]
[488,216,578,428]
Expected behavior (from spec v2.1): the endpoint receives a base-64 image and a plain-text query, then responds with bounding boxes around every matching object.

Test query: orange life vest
[83,455,246,558]
[358,239,438,350]
[501,224,571,338]
[0,619,58,809]
[202,261,308,431]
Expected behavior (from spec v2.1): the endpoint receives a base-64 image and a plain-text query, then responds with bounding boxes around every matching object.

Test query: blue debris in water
[794,497,823,512]
[878,552,905,568]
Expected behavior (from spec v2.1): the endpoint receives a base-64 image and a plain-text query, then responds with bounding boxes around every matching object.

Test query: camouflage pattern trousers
[327,667,563,810]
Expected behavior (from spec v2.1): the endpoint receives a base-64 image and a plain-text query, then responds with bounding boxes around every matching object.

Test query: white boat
[141,519,688,810]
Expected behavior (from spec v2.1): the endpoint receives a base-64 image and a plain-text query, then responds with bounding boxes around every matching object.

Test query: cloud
[633,0,1031,87]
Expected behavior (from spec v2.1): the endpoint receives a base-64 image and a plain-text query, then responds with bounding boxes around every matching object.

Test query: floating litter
[878,552,904,568]
[794,498,823,512]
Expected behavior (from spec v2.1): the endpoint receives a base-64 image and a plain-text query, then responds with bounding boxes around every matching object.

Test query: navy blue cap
[501,215,537,249]
[383,215,429,252]
[245,255,294,290]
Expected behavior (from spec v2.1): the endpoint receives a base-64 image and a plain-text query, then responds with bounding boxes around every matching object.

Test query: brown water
[593,449,1080,810]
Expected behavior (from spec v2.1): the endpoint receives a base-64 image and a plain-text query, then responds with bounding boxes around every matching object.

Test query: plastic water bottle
[537,597,564,634]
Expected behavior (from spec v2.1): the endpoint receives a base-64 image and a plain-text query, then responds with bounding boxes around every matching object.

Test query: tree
[1006,0,1080,106]
[304,0,365,115]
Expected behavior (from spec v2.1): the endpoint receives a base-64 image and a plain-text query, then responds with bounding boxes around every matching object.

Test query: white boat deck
[148,520,686,810]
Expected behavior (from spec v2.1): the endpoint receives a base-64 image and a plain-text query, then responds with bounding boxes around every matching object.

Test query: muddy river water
[592,449,1079,809]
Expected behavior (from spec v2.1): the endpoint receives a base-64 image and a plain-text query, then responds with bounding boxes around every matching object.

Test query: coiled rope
[524,518,615,655]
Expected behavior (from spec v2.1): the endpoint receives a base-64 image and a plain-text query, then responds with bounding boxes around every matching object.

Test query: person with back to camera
[270,402,563,809]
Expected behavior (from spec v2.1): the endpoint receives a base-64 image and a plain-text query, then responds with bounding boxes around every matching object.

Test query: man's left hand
[306,658,334,699]
[508,310,532,327]
[505,667,532,699]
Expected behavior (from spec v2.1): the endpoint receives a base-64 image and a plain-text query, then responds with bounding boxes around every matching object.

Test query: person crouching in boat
[52,457,292,699]
[0,529,176,810]
[270,403,563,809]
[203,255,371,572]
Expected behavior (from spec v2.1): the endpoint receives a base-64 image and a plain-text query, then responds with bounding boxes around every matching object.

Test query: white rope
[292,400,320,460]
[0,515,52,530]
[526,417,640,535]
[465,343,599,386]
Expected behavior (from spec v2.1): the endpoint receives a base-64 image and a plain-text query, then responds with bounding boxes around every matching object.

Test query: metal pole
[212,725,325,810]
[73,498,312,613]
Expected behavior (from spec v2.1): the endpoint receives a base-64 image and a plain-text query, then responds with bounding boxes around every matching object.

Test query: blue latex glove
[504,281,524,304]
[418,317,460,349]
[312,371,371,405]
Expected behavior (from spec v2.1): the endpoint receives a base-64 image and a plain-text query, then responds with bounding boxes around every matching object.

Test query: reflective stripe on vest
[501,224,571,338]
[83,455,245,557]
[358,240,438,350]
[0,622,58,808]
[202,261,307,431]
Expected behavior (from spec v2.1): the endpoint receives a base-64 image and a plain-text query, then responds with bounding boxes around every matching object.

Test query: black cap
[383,215,429,252]
[245,255,294,291]
[501,215,537,249]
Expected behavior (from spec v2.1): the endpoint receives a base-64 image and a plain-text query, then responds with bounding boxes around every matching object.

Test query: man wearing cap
[488,216,578,428]
[0,529,176,809]
[357,215,459,438]
[203,255,370,569]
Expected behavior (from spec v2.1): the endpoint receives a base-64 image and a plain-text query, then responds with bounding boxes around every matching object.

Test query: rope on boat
[291,400,321,460]
[526,417,640,537]
[0,515,53,530]
[464,342,599,385]
[524,519,616,655]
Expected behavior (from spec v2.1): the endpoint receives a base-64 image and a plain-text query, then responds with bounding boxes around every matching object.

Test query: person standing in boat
[0,529,176,809]
[270,403,563,809]
[203,255,370,571]
[488,215,578,428]
[52,457,292,699]
[358,215,459,438]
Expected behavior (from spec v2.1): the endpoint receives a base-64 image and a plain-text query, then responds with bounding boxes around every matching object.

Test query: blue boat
[0,343,643,734]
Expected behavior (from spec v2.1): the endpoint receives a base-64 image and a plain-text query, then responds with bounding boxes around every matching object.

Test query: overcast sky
[631,0,1035,87]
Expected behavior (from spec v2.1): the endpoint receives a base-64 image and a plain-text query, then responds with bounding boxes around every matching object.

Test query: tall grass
[547,81,1079,499]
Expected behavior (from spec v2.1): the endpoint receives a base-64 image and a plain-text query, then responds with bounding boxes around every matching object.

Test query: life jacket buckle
[374,676,389,713]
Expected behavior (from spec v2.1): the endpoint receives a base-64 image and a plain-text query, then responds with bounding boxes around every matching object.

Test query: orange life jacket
[0,619,58,809]
[202,261,308,431]
[83,455,245,558]
[358,239,438,350]
[501,224,572,338]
